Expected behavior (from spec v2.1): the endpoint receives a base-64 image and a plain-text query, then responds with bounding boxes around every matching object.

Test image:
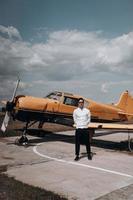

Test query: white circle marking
[33,143,133,178]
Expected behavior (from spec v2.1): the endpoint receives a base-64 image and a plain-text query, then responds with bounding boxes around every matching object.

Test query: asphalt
[0,130,133,200]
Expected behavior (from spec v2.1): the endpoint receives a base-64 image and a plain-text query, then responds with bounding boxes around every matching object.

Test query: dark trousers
[75,128,91,156]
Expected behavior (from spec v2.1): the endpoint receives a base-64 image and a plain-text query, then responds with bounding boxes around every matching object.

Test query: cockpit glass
[46,92,62,101]
[63,97,79,107]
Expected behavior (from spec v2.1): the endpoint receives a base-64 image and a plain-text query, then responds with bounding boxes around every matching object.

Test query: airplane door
[46,100,60,112]
[58,96,78,115]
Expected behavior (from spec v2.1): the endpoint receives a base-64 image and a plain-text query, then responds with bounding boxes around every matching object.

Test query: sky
[0,0,133,103]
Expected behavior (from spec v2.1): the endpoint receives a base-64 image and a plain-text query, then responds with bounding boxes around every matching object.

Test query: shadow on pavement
[21,129,132,152]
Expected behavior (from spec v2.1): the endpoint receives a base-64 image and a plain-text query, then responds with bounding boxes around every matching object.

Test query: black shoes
[74,156,79,161]
[88,154,92,160]
[74,154,92,161]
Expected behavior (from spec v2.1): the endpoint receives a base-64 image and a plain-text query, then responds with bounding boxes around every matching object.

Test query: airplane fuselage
[11,91,128,127]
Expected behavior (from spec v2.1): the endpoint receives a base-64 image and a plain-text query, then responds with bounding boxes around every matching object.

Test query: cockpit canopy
[46,91,62,101]
[46,91,89,107]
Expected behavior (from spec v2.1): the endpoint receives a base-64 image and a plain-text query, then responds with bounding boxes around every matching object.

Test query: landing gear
[15,120,41,145]
[128,132,133,152]
[15,122,29,145]
[18,130,29,145]
[89,128,95,143]
[38,120,45,129]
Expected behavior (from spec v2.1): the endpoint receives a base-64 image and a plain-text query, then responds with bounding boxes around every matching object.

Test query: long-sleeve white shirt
[73,107,91,129]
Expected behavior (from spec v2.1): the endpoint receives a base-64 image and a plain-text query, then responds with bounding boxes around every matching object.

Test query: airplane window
[46,93,55,99]
[46,92,61,101]
[64,97,79,107]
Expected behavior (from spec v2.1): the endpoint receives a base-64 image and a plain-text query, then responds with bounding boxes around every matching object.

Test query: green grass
[0,130,20,137]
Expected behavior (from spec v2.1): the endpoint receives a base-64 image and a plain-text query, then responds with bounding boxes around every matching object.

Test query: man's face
[78,100,84,109]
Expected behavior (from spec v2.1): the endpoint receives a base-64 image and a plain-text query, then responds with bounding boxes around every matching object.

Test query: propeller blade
[1,112,10,132]
[10,79,20,102]
[1,78,20,132]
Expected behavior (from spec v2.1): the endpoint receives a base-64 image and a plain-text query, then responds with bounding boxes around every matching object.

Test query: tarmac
[0,130,133,200]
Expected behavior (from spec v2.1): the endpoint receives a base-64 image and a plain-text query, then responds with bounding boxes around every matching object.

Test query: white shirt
[73,107,91,129]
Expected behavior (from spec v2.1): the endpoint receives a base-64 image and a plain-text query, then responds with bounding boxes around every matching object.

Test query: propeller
[1,79,20,132]
[1,112,10,132]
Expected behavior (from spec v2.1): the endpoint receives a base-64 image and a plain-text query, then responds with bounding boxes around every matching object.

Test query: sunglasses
[78,101,84,103]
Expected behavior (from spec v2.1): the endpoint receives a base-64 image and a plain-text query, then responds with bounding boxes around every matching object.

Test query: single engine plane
[1,79,133,150]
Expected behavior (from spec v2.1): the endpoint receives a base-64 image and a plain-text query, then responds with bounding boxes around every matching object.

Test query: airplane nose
[6,101,15,112]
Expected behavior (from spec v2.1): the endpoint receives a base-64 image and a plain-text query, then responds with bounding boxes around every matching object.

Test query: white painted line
[33,143,133,178]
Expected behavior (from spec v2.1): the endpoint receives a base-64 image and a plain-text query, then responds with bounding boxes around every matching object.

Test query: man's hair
[78,98,84,103]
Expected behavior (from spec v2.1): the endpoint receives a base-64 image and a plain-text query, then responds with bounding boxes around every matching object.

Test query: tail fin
[116,91,133,114]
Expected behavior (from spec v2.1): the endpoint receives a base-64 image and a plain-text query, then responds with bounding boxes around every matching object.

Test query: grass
[0,165,68,200]
[0,130,20,137]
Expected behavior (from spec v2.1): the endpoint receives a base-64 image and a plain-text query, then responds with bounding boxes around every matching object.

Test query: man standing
[73,98,92,161]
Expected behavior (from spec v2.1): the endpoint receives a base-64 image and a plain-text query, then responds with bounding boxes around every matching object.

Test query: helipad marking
[33,143,133,178]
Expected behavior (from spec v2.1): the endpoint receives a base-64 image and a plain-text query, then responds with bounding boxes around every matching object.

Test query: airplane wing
[88,122,133,130]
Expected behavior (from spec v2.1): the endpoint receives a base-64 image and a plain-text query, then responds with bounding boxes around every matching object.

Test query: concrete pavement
[0,130,133,199]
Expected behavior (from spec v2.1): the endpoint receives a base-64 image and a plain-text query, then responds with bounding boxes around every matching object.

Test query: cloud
[29,29,133,77]
[101,80,133,93]
[0,25,133,101]
[1,26,133,79]
[101,83,109,93]
[0,25,22,40]
[0,35,32,76]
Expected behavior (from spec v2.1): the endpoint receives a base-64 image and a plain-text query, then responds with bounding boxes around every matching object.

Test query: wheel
[18,136,29,145]
[128,137,133,152]
[128,132,133,152]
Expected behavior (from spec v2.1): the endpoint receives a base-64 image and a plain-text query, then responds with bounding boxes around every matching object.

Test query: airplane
[1,79,133,150]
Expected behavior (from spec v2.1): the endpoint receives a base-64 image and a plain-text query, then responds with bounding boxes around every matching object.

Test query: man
[73,98,92,161]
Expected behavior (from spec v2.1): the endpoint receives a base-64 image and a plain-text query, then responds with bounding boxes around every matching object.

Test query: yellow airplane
[1,79,133,149]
